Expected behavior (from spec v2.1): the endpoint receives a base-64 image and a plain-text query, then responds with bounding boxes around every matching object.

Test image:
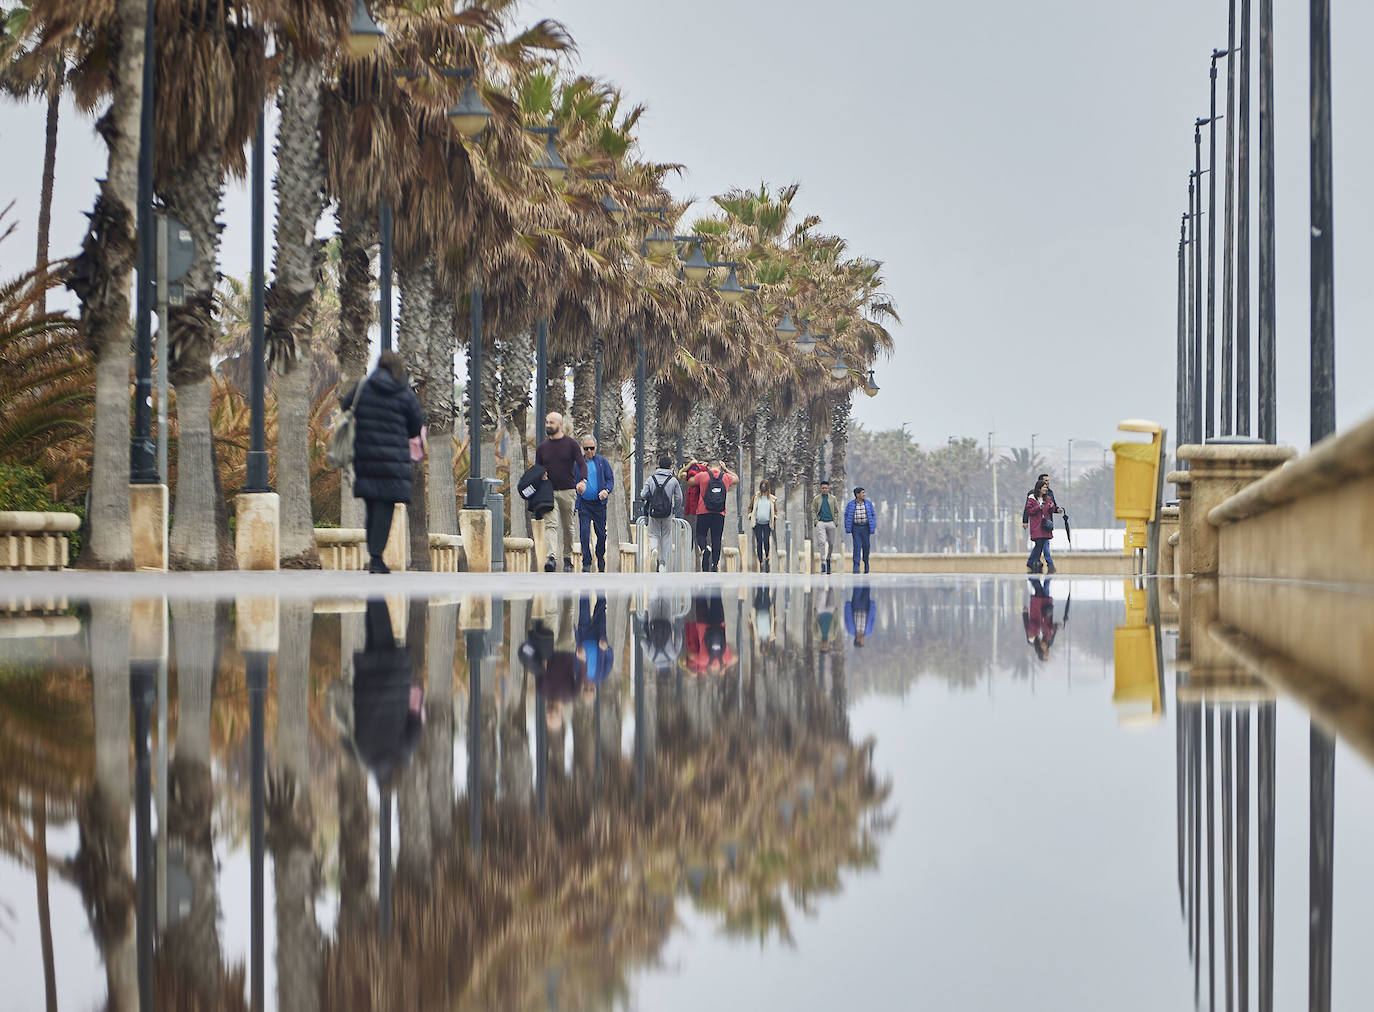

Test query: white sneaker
[658,562,667,573]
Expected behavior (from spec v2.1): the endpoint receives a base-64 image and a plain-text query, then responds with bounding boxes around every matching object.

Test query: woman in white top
[748,478,778,572]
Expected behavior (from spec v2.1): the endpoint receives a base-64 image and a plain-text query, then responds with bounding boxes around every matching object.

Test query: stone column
[235,492,280,571]
[1176,443,1295,577]
[459,508,492,573]
[129,484,169,571]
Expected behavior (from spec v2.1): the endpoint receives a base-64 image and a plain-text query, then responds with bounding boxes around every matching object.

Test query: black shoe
[369,555,390,574]
[597,561,606,573]
[1046,564,1057,574]
[563,558,573,572]
[582,562,593,573]
[544,555,556,572]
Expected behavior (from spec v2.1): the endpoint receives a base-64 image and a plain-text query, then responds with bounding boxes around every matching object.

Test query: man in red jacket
[690,459,737,572]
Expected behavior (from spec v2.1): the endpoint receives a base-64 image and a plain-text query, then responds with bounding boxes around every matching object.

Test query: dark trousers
[578,499,608,569]
[700,512,725,570]
[851,527,871,572]
[753,523,771,565]
[364,499,395,558]
[1028,538,1050,570]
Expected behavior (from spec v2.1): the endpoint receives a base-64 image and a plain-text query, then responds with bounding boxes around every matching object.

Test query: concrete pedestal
[1176,443,1295,577]
[383,504,408,572]
[1164,472,1192,578]
[459,508,492,573]
[129,484,169,572]
[1157,505,1180,578]
[531,521,548,571]
[235,492,280,571]
[129,597,167,662]
[461,593,493,631]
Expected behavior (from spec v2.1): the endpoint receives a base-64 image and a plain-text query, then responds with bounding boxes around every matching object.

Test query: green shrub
[0,463,84,557]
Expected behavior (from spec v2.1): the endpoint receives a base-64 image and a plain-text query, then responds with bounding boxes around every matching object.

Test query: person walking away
[1024,480,1061,574]
[844,486,877,574]
[679,457,708,570]
[575,434,614,572]
[640,453,684,572]
[691,459,737,572]
[811,479,839,574]
[341,350,424,574]
[535,412,587,572]
[748,478,778,571]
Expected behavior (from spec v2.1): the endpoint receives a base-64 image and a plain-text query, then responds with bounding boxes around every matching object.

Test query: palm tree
[23,0,149,567]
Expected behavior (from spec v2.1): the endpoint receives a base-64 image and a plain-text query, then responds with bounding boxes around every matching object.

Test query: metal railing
[635,516,693,572]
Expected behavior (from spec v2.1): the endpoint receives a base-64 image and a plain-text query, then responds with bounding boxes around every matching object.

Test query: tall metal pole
[465,281,483,506]
[1257,0,1277,443]
[467,631,484,852]
[1192,121,1204,448]
[1310,0,1335,446]
[634,330,646,521]
[1237,0,1253,436]
[1222,14,1238,435]
[1237,708,1251,1012]
[155,217,169,481]
[1188,171,1200,446]
[1258,702,1275,1012]
[379,202,393,352]
[535,318,548,430]
[131,662,155,1012]
[1206,63,1221,441]
[130,0,157,484]
[245,108,270,492]
[1178,219,1188,461]
[1309,724,1335,1012]
[1206,704,1216,1009]
[592,335,603,447]
[247,651,267,1012]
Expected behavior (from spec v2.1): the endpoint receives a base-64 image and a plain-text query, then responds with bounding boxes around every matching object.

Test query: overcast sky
[3,0,1372,465]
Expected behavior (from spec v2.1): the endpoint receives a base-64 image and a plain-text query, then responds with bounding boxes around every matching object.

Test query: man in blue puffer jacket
[843,486,878,574]
[575,433,615,572]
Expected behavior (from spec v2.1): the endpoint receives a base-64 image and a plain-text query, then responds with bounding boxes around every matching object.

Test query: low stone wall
[862,551,1133,575]
[1209,413,1374,583]
[0,511,80,571]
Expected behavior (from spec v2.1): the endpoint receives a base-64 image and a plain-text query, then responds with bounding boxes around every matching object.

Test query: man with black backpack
[690,458,738,572]
[639,453,683,572]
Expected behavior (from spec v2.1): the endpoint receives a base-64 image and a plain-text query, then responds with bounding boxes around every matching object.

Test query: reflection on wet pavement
[1,576,1372,1009]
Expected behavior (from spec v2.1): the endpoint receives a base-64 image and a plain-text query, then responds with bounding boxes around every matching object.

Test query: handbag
[325,373,369,470]
[409,425,428,462]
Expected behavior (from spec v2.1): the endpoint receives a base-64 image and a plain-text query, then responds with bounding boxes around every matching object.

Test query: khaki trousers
[544,490,577,562]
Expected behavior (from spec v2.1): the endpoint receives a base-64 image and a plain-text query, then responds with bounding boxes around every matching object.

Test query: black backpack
[704,624,727,657]
[646,617,673,653]
[647,475,673,518]
[703,471,728,513]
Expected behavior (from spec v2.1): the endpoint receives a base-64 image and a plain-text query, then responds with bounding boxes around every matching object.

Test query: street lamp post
[130,0,157,485]
[1206,56,1225,441]
[534,318,547,432]
[245,107,271,493]
[465,279,484,508]
[1237,0,1253,436]
[1258,0,1277,442]
[1310,0,1335,446]
[1178,215,1188,460]
[1221,15,1238,435]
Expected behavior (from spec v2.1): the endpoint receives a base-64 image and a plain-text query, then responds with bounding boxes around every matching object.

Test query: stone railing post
[1175,442,1296,577]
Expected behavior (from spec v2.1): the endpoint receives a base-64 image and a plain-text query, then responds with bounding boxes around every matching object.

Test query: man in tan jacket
[810,479,839,574]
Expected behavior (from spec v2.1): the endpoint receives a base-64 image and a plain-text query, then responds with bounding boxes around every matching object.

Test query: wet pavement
[2,574,1373,1010]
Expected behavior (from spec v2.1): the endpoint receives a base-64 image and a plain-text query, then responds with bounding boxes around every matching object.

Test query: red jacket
[683,462,706,515]
[1025,494,1057,540]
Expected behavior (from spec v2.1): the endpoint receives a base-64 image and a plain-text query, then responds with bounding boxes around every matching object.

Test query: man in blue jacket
[844,486,877,574]
[575,433,615,572]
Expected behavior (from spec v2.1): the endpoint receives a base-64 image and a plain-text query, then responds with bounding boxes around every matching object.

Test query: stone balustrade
[0,511,81,570]
[503,537,534,572]
[430,533,463,572]
[314,528,367,570]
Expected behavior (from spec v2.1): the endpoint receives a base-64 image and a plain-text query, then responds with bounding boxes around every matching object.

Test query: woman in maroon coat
[1025,480,1062,573]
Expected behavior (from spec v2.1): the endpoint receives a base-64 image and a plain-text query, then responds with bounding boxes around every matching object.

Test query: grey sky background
[3,0,1372,466]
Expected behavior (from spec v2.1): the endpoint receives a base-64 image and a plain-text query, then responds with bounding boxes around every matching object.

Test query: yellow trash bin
[1111,419,1163,553]
[1113,582,1161,723]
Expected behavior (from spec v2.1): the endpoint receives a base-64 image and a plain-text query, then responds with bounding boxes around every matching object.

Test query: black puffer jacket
[342,368,423,503]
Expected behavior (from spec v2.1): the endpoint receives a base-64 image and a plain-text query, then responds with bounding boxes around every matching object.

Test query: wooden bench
[503,537,534,572]
[429,533,463,572]
[0,511,81,570]
[314,528,367,570]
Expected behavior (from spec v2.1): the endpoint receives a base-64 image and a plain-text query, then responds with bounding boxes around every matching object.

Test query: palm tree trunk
[497,326,534,538]
[273,599,321,1012]
[32,793,57,1012]
[75,0,148,568]
[570,356,595,439]
[398,261,435,569]
[267,46,329,569]
[599,378,627,567]
[167,600,224,1004]
[163,144,233,570]
[426,300,457,535]
[34,62,63,315]
[336,209,374,530]
[545,354,568,415]
[169,375,228,569]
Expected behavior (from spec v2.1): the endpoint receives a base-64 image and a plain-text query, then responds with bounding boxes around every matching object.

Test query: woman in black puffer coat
[342,350,423,573]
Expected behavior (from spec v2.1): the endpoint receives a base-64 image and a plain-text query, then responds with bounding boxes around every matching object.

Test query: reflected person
[1022,577,1061,660]
[683,593,736,676]
[639,593,685,675]
[352,599,425,785]
[845,585,877,647]
[576,592,614,685]
[519,616,583,733]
